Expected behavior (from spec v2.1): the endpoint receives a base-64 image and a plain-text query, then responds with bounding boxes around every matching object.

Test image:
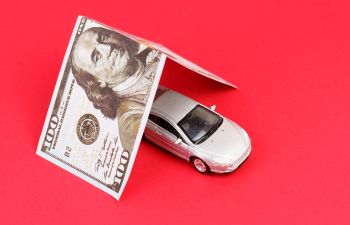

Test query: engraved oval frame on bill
[76,113,100,145]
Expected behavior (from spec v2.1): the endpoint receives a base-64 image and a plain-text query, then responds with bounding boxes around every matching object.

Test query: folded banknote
[37,16,166,200]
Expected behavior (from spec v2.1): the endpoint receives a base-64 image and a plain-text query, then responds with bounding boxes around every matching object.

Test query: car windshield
[178,105,223,144]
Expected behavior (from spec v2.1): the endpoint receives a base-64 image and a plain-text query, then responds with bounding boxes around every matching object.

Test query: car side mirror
[175,138,182,145]
[210,105,216,111]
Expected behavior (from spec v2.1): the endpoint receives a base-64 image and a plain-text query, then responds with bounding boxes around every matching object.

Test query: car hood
[197,119,250,159]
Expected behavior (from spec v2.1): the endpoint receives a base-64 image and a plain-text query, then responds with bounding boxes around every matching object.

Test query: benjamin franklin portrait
[70,27,161,151]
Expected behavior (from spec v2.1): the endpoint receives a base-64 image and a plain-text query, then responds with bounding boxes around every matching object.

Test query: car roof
[151,86,198,123]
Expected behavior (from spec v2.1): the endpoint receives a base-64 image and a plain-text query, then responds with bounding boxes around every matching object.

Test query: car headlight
[211,156,233,166]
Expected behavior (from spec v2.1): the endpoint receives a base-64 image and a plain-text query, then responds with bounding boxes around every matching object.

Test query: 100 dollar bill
[37,16,166,200]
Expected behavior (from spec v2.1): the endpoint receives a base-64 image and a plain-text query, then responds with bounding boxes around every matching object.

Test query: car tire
[191,157,210,174]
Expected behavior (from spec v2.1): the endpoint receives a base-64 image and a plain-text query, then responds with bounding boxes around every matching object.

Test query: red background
[1,0,349,224]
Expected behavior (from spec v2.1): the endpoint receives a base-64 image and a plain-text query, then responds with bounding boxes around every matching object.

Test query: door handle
[156,130,162,135]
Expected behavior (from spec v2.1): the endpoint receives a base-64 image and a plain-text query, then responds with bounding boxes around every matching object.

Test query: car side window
[149,114,181,138]
[149,114,162,125]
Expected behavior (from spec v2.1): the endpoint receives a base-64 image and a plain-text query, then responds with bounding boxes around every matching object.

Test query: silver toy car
[144,86,251,174]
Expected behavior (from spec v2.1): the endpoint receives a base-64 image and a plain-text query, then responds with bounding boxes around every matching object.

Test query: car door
[148,114,190,160]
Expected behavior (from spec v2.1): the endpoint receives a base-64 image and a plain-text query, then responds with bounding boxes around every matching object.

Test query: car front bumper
[209,144,251,173]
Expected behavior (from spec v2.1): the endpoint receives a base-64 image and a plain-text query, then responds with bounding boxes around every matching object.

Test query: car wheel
[191,157,209,174]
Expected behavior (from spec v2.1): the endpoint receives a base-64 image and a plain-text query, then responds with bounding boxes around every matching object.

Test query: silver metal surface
[144,86,251,173]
